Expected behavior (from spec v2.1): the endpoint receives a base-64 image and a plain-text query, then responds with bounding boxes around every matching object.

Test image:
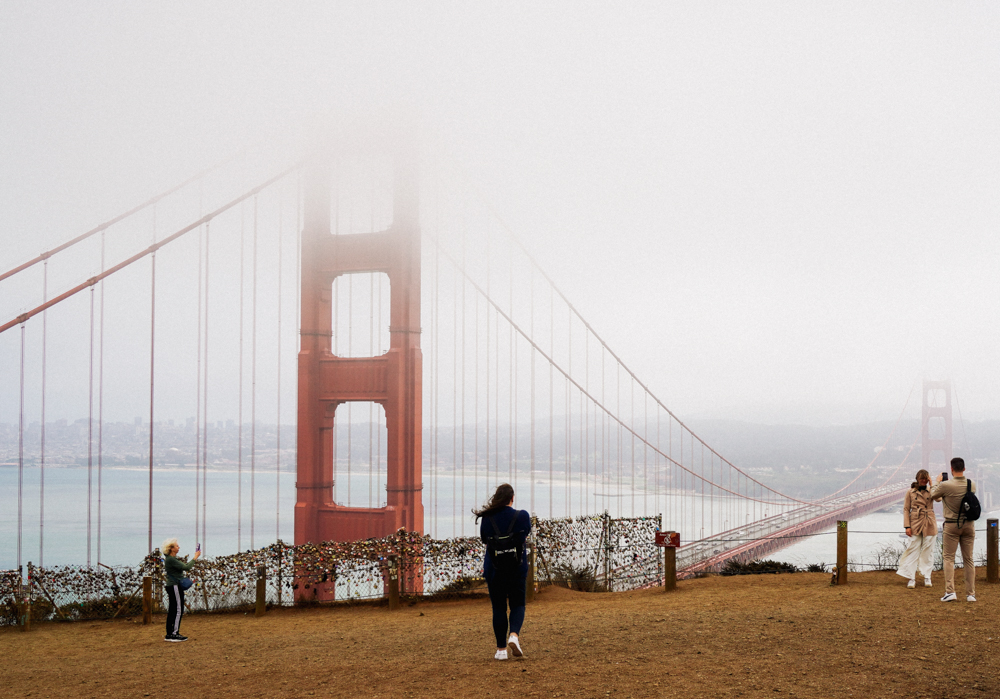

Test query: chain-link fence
[534,514,663,592]
[1,514,664,626]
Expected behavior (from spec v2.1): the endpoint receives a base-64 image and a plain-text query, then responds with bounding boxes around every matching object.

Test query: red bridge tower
[294,155,423,546]
[921,379,952,474]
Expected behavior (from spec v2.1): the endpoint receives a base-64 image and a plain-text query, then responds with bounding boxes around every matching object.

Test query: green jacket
[164,555,196,586]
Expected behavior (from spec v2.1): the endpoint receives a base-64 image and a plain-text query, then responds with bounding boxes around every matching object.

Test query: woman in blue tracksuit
[474,483,531,660]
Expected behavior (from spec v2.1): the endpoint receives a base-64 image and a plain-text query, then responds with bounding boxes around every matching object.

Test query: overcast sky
[2,2,998,426]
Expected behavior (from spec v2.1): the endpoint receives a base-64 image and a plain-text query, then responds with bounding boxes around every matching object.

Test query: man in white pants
[931,458,977,602]
[896,469,936,588]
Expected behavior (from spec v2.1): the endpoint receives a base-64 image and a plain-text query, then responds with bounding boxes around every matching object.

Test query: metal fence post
[987,519,998,584]
[142,576,152,624]
[836,521,848,585]
[525,542,536,603]
[255,565,266,617]
[605,515,613,593]
[387,555,400,610]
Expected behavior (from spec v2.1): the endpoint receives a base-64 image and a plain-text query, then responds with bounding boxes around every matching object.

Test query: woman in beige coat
[896,469,938,588]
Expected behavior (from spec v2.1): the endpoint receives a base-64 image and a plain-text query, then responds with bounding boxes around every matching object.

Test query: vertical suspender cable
[368,274,374,509]
[251,195,258,549]
[495,283,500,493]
[566,306,571,518]
[428,181,439,528]
[17,323,25,572]
[87,286,95,566]
[377,269,383,501]
[513,275,518,492]
[616,364,621,512]
[630,378,634,517]
[474,269,479,515]
[584,330,588,517]
[332,169,339,505]
[238,204,245,551]
[701,444,705,539]
[347,274,352,506]
[594,345,608,504]
[529,268,534,516]
[655,406,660,521]
[461,226,467,536]
[549,285,553,518]
[39,262,48,566]
[202,222,210,550]
[579,341,584,517]
[195,226,203,546]
[485,222,491,491]
[97,233,105,564]
[369,181,375,510]
[276,200,283,542]
[453,252,458,536]
[509,245,514,483]
[194,183,203,546]
[295,173,302,511]
[148,250,156,553]
[432,220,439,535]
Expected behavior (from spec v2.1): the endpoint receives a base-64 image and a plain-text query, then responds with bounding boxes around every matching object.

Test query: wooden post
[525,543,536,603]
[142,576,152,625]
[255,565,266,617]
[664,547,677,592]
[387,555,400,610]
[987,519,998,584]
[836,521,848,585]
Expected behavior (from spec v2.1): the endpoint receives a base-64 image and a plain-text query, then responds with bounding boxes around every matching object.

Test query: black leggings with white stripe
[166,584,185,636]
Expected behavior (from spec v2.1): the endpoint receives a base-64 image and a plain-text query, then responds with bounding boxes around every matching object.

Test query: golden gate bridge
[0,137,957,576]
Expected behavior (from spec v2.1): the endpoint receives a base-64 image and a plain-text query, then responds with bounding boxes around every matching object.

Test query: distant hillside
[686,419,1000,500]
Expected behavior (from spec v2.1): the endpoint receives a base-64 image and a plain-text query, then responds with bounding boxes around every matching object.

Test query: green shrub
[721,559,797,576]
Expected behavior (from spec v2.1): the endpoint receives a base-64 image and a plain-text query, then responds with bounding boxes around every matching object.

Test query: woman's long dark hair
[473,483,514,522]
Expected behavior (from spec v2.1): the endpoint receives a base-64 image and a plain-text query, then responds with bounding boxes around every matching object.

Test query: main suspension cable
[0,153,243,285]
[0,162,303,336]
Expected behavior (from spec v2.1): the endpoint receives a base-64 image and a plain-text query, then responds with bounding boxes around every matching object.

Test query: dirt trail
[2,570,996,698]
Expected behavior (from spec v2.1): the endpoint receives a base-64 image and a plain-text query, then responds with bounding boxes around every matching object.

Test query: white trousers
[896,534,935,580]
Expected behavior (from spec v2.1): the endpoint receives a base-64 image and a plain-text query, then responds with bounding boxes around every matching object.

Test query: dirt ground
[1,570,997,699]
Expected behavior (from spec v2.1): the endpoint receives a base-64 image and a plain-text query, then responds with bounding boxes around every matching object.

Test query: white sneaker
[494,649,508,661]
[940,592,957,602]
[967,594,977,602]
[507,634,524,658]
[924,577,932,587]
[907,579,916,589]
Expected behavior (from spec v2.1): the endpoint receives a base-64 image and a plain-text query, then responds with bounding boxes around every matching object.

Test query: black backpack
[486,512,523,572]
[958,479,981,526]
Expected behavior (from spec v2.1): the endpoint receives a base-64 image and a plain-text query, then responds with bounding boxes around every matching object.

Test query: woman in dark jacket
[474,483,531,660]
[161,537,201,642]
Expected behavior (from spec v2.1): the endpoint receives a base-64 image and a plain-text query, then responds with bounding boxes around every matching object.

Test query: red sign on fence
[655,531,680,548]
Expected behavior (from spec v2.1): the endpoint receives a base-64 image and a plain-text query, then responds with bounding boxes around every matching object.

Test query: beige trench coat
[903,487,937,537]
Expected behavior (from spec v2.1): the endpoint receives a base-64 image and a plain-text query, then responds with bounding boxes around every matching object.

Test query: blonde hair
[161,537,179,556]
[915,469,930,483]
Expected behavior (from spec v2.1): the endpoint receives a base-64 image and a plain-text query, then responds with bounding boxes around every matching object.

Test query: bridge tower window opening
[332,401,388,511]
[332,273,391,358]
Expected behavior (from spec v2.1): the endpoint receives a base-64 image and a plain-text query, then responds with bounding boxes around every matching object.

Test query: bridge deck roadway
[675,481,911,577]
